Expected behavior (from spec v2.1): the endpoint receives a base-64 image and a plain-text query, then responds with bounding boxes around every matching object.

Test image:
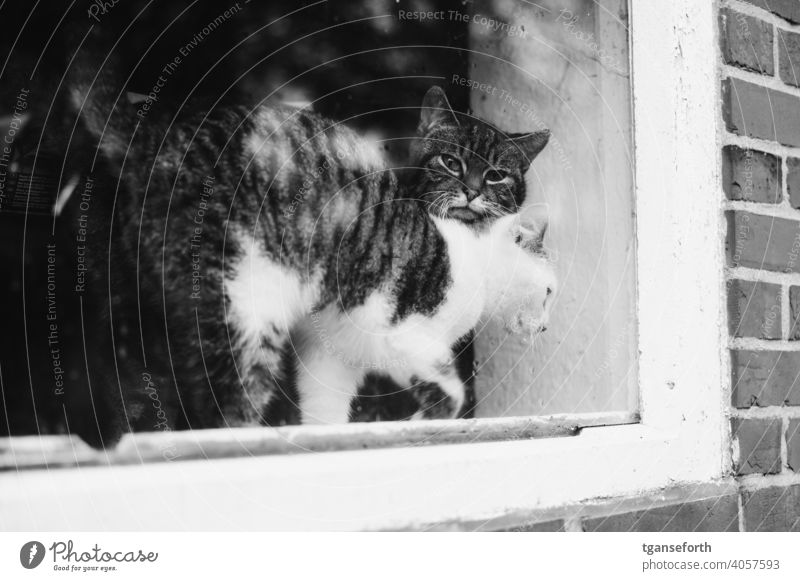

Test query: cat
[66,73,556,444]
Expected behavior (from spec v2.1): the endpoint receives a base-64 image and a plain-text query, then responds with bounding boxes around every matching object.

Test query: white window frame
[0,0,728,531]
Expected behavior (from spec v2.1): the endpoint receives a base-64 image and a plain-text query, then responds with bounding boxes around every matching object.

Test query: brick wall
[721,0,800,531]
[485,0,800,533]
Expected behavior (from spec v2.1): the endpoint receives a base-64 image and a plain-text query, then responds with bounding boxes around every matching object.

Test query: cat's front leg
[406,362,465,420]
[295,347,362,425]
[388,327,466,421]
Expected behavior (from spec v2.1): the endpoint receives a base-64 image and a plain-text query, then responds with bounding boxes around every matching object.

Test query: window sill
[0,418,723,531]
[1,411,637,471]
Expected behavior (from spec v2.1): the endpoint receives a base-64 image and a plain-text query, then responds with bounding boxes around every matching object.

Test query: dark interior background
[0,0,474,437]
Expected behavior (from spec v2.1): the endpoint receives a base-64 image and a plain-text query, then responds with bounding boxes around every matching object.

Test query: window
[468,0,637,419]
[239,0,639,421]
[0,0,727,530]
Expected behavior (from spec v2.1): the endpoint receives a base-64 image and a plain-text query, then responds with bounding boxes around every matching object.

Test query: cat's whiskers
[427,192,450,211]
[439,198,453,220]
[487,205,504,218]
[481,200,511,218]
[424,190,455,219]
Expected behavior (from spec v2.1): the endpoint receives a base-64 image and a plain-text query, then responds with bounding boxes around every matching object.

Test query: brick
[721,9,774,74]
[582,497,739,532]
[742,485,800,531]
[723,78,800,147]
[722,146,781,203]
[731,350,800,407]
[791,286,800,338]
[502,520,564,532]
[727,279,782,339]
[789,158,800,208]
[778,29,800,86]
[788,419,800,472]
[732,418,782,475]
[740,0,800,25]
[726,211,800,273]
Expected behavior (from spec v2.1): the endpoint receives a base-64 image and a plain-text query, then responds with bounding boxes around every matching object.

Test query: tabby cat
[68,78,556,443]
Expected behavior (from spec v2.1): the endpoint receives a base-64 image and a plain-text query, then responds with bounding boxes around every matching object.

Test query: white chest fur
[422,217,490,342]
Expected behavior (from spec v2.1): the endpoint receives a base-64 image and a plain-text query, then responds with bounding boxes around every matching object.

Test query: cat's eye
[438,154,463,176]
[484,169,509,184]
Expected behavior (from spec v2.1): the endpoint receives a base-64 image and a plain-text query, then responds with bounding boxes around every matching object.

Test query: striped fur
[70,81,555,440]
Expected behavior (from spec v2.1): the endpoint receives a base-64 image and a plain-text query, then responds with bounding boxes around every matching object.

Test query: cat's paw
[408,375,463,420]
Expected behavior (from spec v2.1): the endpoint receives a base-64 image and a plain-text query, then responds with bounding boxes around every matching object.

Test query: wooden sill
[0,412,638,471]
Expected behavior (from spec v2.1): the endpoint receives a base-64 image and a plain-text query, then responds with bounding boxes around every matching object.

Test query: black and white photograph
[0,0,798,577]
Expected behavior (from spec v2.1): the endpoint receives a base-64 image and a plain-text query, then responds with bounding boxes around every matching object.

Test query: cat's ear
[509,130,551,163]
[419,86,458,134]
[514,204,550,252]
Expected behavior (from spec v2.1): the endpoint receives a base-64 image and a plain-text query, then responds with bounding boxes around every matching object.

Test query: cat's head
[408,86,550,226]
[487,206,558,339]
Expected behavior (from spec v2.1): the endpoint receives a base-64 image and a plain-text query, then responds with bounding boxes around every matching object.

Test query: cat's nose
[543,287,554,311]
[465,188,481,201]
